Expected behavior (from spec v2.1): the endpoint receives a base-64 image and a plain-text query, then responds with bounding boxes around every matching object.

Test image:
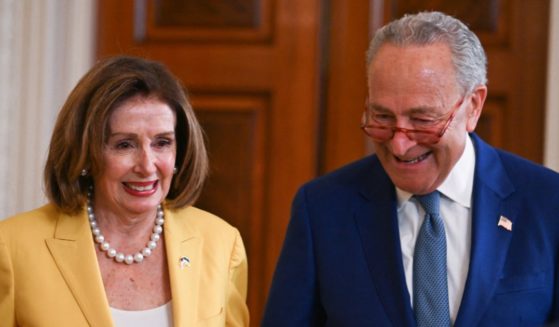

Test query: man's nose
[389,128,418,156]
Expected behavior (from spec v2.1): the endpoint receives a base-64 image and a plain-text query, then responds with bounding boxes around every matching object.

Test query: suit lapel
[455,135,515,326]
[164,208,202,327]
[45,209,113,326]
[353,158,416,327]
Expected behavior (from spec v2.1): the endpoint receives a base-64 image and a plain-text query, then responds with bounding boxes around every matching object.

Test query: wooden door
[97,0,322,324]
[97,0,549,325]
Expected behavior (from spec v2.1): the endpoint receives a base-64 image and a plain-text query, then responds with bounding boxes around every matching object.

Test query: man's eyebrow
[367,103,391,112]
[367,103,439,114]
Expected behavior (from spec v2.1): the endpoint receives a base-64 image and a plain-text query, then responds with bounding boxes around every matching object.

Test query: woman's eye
[154,138,174,148]
[115,141,134,150]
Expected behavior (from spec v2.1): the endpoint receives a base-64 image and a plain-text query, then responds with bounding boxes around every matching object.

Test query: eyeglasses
[360,97,464,145]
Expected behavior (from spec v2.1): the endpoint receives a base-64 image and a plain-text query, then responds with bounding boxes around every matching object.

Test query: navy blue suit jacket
[262,134,559,326]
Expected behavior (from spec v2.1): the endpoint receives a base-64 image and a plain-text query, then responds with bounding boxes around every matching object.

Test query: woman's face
[93,95,177,216]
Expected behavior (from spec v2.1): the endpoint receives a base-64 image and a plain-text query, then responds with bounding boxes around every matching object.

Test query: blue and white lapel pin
[179,256,191,269]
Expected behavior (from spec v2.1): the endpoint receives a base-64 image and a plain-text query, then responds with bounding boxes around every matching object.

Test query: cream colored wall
[0,1,558,219]
[544,0,559,171]
[0,0,94,219]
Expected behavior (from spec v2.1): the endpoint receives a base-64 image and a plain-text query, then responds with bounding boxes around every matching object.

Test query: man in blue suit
[262,11,559,326]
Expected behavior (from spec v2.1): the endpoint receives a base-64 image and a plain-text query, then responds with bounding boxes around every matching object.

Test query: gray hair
[366,11,487,93]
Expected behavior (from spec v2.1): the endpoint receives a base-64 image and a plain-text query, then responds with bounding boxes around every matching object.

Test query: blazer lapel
[45,209,113,326]
[164,208,202,327]
[353,158,416,327]
[455,135,515,327]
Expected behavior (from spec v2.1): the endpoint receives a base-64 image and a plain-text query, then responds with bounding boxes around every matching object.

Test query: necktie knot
[415,191,440,216]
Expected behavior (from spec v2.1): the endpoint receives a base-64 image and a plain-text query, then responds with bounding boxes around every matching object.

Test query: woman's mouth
[123,181,158,196]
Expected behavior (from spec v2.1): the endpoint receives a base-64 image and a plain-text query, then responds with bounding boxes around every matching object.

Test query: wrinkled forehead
[106,95,177,135]
[367,43,461,109]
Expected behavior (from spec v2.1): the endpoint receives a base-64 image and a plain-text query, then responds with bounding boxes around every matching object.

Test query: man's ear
[466,85,488,132]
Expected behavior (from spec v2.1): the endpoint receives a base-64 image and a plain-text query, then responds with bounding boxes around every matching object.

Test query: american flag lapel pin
[179,256,191,269]
[497,215,513,231]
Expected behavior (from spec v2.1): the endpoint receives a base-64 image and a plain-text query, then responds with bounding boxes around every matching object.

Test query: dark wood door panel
[192,93,269,315]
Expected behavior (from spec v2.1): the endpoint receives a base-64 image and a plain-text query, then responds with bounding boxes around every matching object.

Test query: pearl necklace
[87,194,164,265]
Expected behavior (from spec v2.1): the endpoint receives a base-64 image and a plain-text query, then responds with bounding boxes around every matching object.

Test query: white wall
[0,0,94,219]
[545,0,559,171]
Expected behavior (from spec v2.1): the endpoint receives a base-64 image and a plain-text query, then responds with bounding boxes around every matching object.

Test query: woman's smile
[123,180,159,196]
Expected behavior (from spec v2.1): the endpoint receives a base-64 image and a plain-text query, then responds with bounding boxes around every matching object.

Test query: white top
[396,134,475,323]
[110,302,173,327]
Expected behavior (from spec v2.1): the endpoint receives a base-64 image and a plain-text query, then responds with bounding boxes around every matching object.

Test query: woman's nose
[135,148,157,175]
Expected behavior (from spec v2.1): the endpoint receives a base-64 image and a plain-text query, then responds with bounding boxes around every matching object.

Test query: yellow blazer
[0,204,249,326]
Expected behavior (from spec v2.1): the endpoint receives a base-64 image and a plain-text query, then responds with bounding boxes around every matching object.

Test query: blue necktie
[413,191,451,327]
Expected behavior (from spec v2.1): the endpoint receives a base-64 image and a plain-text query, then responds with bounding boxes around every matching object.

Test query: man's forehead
[368,43,455,77]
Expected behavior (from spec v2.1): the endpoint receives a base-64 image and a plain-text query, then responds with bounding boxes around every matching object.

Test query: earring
[81,169,88,176]
[173,167,178,175]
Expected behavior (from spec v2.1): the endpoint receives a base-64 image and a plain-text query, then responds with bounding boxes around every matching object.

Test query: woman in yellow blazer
[0,56,249,326]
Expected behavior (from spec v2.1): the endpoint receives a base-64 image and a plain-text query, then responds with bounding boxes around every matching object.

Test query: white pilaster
[544,0,559,171]
[0,0,94,219]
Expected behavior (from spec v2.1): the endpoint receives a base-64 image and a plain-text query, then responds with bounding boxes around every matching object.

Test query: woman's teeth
[126,183,155,191]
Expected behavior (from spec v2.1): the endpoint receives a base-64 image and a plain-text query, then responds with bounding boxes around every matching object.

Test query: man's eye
[411,117,436,125]
[372,113,394,123]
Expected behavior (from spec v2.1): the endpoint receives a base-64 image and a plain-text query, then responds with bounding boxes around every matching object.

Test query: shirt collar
[396,134,476,209]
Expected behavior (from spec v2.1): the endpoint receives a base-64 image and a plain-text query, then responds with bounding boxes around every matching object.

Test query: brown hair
[44,56,208,214]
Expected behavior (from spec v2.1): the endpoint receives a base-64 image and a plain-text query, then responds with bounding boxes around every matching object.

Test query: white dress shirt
[110,301,173,327]
[397,134,475,323]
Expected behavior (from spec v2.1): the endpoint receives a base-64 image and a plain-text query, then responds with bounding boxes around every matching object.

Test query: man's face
[367,43,484,195]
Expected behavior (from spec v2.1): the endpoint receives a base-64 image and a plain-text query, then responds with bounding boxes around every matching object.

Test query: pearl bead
[100,242,110,251]
[87,193,164,265]
[124,255,134,264]
[115,253,125,262]
[134,253,144,263]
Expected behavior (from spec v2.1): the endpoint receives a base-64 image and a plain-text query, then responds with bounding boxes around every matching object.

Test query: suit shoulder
[294,155,385,205]
[167,206,246,265]
[497,149,559,186]
[0,204,59,249]
[0,204,58,232]
[169,206,240,237]
[306,155,378,188]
